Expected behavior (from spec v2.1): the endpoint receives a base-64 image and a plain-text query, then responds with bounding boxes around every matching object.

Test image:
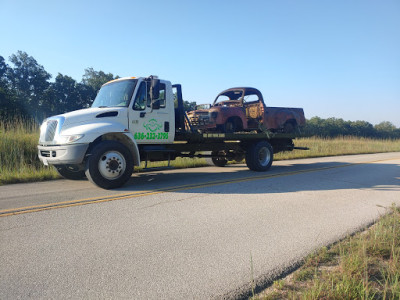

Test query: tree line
[0,51,399,138]
[303,117,400,139]
[0,51,117,121]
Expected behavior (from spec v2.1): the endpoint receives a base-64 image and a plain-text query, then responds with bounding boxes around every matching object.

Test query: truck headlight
[58,134,84,144]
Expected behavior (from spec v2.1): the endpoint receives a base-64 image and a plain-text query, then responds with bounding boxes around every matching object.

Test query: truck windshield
[215,90,243,104]
[92,79,138,108]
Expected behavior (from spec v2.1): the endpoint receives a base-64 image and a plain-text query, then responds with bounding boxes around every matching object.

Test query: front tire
[54,164,86,180]
[245,141,273,171]
[85,141,133,189]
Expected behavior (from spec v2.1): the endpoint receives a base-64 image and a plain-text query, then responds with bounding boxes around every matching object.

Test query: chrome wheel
[245,140,273,172]
[98,151,126,180]
[258,146,271,167]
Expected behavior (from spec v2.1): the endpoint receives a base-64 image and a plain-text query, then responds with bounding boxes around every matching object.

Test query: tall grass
[0,119,59,184]
[275,136,400,160]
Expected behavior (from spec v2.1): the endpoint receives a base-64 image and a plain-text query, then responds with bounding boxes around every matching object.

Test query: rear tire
[245,141,273,171]
[54,165,86,180]
[211,150,228,167]
[85,141,133,189]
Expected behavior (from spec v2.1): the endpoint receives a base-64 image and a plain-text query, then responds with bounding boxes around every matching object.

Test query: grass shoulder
[252,205,400,300]
[275,136,400,161]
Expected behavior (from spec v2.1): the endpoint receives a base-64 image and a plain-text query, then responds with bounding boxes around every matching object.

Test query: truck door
[129,79,174,144]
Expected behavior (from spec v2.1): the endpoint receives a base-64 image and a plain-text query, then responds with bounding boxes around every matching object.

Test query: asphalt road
[1,152,399,299]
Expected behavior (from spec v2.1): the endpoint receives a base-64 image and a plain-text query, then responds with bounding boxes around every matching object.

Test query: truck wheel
[245,141,273,171]
[54,165,86,180]
[211,150,228,167]
[85,141,133,189]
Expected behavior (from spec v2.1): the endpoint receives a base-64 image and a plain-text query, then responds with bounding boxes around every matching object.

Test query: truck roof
[102,77,137,86]
[215,87,264,102]
[102,75,162,87]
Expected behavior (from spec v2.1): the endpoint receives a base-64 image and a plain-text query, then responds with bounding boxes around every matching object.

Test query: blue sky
[1,0,399,126]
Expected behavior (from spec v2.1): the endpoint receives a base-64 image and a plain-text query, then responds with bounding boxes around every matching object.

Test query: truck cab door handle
[140,112,146,118]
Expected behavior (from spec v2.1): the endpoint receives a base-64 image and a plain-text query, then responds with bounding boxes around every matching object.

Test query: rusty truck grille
[189,114,209,126]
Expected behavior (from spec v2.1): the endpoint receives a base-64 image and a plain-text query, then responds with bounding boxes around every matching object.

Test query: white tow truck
[38,76,305,189]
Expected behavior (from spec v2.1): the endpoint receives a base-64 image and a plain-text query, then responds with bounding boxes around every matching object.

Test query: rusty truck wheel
[225,121,236,133]
[224,118,242,133]
[245,140,273,171]
[85,141,133,189]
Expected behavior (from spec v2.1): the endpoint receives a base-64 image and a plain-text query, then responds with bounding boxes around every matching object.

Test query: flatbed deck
[174,131,300,142]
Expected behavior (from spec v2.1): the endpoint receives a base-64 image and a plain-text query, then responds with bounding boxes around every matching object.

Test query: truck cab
[38,76,179,188]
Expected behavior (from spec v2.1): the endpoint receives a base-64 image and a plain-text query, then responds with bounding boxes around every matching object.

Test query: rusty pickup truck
[187,87,305,133]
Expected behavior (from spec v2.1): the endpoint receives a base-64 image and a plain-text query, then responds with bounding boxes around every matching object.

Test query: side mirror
[150,79,160,100]
[151,99,161,110]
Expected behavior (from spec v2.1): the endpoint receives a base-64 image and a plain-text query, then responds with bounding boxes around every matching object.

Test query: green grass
[0,119,60,184]
[275,136,400,160]
[1,119,400,185]
[253,205,400,300]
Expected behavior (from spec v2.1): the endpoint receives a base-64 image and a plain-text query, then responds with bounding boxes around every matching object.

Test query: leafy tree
[303,117,399,138]
[82,67,117,100]
[7,51,51,119]
[0,56,21,119]
[173,91,197,112]
[349,120,374,137]
[374,121,398,138]
[0,56,8,86]
[75,82,95,109]
[44,74,76,115]
[43,74,96,116]
[183,100,197,111]
[375,121,396,132]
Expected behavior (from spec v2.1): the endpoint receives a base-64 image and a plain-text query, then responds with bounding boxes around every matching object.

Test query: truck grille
[45,120,58,142]
[189,115,209,126]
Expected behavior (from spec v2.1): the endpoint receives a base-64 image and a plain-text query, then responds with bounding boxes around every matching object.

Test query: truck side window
[133,82,147,110]
[147,83,166,108]
[244,94,259,103]
[158,83,166,108]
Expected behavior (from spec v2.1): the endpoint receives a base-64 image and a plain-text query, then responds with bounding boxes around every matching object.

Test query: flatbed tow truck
[38,76,307,189]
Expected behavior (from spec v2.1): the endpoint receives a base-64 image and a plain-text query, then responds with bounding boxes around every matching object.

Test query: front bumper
[37,143,89,165]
